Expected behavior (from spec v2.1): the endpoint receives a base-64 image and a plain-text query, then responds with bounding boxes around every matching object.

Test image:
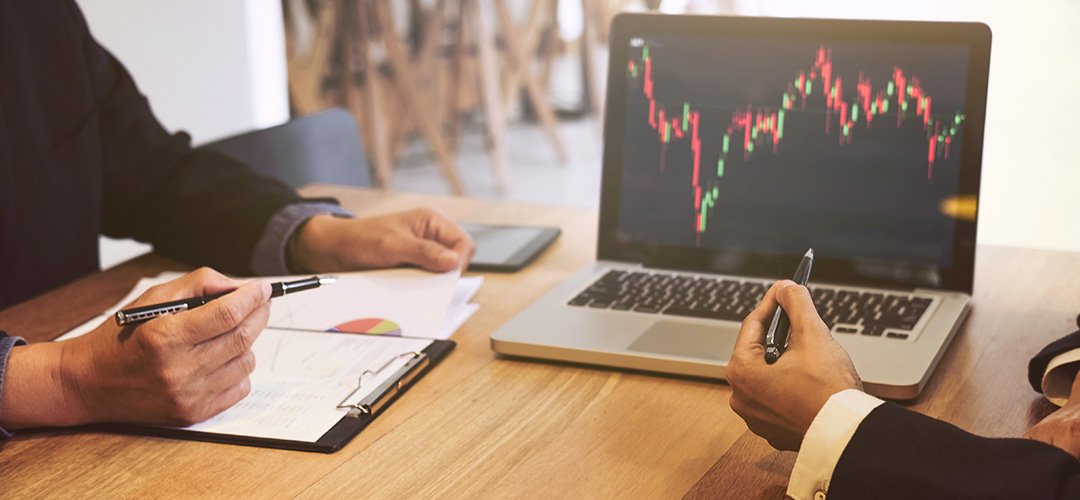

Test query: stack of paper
[57,269,481,341]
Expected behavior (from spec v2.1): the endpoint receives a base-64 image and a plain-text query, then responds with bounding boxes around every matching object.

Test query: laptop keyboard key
[862,325,885,336]
[568,296,591,306]
[662,306,745,322]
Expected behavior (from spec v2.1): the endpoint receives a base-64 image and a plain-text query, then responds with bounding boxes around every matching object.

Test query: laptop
[491,14,991,399]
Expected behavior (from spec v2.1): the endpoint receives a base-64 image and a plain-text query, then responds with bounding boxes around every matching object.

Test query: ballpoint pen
[764,248,814,364]
[115,276,337,326]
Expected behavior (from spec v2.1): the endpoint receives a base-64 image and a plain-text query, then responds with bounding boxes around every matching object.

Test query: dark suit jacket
[827,330,1080,499]
[0,1,302,309]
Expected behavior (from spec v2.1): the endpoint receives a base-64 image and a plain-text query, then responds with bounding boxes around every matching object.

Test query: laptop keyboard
[567,270,935,340]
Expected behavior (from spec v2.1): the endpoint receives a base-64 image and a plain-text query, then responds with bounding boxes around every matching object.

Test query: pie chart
[329,318,403,336]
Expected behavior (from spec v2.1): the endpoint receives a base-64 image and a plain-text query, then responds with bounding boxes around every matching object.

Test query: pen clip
[336,351,428,418]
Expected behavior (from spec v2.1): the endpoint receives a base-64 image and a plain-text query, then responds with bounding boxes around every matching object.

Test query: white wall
[729,0,1080,252]
[75,0,289,143]
[75,0,290,268]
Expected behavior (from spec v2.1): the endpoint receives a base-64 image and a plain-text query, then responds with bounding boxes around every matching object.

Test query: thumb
[775,282,829,349]
[1066,370,1080,406]
[396,237,460,272]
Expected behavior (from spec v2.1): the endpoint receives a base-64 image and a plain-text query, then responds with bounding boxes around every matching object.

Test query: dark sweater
[0,0,301,309]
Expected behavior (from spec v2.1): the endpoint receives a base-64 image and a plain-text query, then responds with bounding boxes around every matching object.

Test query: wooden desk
[2,186,1078,498]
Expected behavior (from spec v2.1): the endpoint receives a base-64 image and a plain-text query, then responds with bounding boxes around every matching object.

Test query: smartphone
[463,224,561,272]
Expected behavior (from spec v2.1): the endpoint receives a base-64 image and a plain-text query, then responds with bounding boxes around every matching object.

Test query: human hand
[726,280,863,451]
[59,268,271,426]
[292,208,475,273]
[1025,368,1080,458]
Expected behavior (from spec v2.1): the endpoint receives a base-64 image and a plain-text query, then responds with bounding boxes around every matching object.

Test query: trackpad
[627,321,738,361]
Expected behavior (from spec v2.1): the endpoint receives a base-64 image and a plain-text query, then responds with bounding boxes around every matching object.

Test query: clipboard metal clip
[336,351,428,418]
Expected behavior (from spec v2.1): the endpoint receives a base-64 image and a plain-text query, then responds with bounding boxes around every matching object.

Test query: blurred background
[75,0,1080,267]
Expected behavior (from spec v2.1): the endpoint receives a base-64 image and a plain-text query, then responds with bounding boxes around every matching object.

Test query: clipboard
[90,335,455,453]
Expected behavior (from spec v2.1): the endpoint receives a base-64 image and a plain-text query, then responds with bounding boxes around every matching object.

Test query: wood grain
[2,187,1078,499]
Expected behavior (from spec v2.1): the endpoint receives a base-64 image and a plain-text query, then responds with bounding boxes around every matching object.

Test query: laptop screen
[599,16,989,293]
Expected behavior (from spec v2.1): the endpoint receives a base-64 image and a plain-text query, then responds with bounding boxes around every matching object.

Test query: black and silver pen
[115,276,337,327]
[764,248,814,364]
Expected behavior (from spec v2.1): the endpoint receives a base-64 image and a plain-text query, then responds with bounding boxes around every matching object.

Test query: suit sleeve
[827,402,1080,499]
[67,1,303,275]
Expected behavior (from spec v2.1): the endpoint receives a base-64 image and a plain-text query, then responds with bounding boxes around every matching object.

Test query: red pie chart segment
[329,318,403,336]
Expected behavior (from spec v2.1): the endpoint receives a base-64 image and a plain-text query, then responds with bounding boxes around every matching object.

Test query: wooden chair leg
[580,0,605,125]
[388,0,448,165]
[467,0,512,192]
[499,0,548,113]
[285,0,337,116]
[373,0,467,195]
[538,0,560,90]
[493,0,568,163]
[347,1,395,188]
[444,1,468,153]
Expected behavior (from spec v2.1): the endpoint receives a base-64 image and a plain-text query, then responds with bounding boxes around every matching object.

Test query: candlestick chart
[621,39,968,252]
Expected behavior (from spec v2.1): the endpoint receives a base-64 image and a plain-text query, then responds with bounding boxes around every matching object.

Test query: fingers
[130,267,245,308]
[185,349,258,424]
[734,281,785,351]
[774,283,819,326]
[204,378,253,421]
[424,209,476,256]
[775,283,829,348]
[395,237,462,272]
[192,300,270,374]
[413,208,474,270]
[187,268,252,297]
[173,280,272,344]
[202,349,257,396]
[1068,370,1080,403]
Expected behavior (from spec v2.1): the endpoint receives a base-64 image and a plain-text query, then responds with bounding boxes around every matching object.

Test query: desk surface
[2,186,1078,498]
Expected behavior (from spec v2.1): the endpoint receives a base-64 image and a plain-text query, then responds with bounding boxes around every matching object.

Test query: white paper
[436,276,483,339]
[56,269,463,341]
[266,269,460,339]
[182,328,432,442]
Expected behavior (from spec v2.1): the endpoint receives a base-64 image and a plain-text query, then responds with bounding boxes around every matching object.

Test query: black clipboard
[90,338,455,453]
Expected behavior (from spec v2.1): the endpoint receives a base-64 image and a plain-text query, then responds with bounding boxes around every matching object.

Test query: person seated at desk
[0,2,473,435]
[726,281,1080,499]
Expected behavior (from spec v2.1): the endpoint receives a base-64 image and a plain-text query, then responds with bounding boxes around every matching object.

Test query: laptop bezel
[596,14,991,294]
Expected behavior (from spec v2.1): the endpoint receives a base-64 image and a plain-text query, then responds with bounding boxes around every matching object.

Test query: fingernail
[441,250,458,263]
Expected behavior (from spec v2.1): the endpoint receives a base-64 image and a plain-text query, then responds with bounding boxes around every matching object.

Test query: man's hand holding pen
[726,280,863,451]
[1,207,476,432]
[56,268,272,427]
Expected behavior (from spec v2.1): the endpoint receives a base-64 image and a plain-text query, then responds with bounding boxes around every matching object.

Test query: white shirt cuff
[787,389,884,500]
[1042,348,1080,406]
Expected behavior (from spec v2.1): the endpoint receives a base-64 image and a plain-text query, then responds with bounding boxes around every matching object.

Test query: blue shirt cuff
[0,332,28,439]
[250,201,354,276]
